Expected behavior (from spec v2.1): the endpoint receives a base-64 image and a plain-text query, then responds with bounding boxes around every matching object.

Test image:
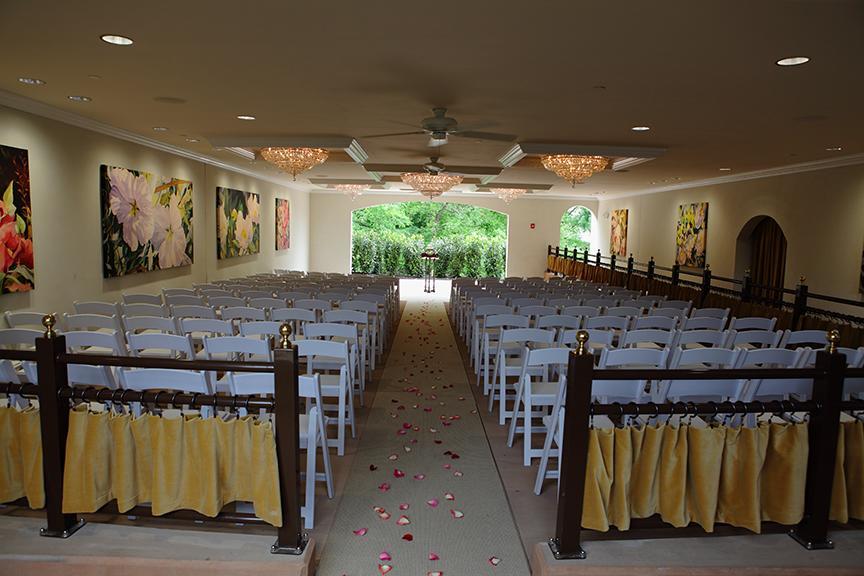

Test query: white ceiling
[1,0,862,199]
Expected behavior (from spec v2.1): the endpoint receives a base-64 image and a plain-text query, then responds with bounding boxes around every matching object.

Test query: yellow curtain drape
[581,421,816,533]
[830,420,864,523]
[0,406,44,508]
[60,407,282,526]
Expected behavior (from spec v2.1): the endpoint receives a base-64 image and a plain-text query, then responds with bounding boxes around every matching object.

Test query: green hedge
[352,230,505,278]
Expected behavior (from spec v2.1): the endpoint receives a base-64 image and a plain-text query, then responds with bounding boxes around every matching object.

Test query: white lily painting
[100,165,194,277]
[216,187,260,259]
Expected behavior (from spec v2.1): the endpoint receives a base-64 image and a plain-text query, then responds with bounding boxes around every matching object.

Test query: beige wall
[0,105,310,316]
[309,192,598,278]
[597,164,864,301]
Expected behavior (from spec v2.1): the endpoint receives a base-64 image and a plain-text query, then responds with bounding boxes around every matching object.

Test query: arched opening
[735,216,788,300]
[559,206,597,255]
[350,202,508,278]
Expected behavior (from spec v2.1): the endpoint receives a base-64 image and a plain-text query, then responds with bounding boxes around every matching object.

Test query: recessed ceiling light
[719,167,732,171]
[185,137,199,143]
[67,95,91,102]
[825,146,842,151]
[776,56,809,66]
[152,126,169,132]
[18,77,45,86]
[631,126,650,132]
[237,114,256,121]
[88,74,102,80]
[101,34,134,46]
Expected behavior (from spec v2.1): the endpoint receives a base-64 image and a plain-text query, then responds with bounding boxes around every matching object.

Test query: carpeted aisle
[316,296,530,576]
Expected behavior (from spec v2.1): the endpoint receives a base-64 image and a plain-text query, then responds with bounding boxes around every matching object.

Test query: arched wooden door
[750,217,787,301]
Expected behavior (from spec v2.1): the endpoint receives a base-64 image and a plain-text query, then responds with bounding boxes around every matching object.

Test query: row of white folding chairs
[529,343,864,495]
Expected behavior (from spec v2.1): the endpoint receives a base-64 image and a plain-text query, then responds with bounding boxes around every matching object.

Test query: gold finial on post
[575,330,590,356]
[799,274,807,285]
[826,329,840,354]
[278,322,293,349]
[42,314,57,339]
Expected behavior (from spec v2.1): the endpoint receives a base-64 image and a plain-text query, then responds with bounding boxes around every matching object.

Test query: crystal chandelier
[259,147,329,180]
[541,155,608,187]
[335,184,365,201]
[400,172,463,199]
[490,188,526,204]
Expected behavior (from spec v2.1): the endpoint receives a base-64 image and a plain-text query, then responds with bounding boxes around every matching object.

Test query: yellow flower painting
[675,202,708,268]
[610,208,628,257]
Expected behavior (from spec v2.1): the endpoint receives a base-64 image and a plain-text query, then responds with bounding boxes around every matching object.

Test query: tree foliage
[351,202,507,277]
[559,205,593,252]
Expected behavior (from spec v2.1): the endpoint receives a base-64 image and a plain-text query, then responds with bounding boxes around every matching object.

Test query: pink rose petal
[378,511,391,520]
[379,564,392,575]
[488,556,501,566]
[379,482,391,492]
[388,454,399,461]
[353,527,368,536]
[399,503,409,510]
[413,474,426,480]
[427,572,442,576]
[428,552,440,561]
[396,515,411,526]
[450,509,464,519]
[402,533,414,541]
[393,469,406,478]
[426,498,439,508]
[444,492,455,500]
[379,551,392,562]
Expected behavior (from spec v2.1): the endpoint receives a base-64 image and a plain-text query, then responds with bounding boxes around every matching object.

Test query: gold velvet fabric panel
[831,420,864,523]
[60,407,282,526]
[0,406,44,508]
[581,422,814,533]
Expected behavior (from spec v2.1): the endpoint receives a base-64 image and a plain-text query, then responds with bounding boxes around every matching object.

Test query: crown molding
[0,89,310,191]
[603,152,864,200]
[207,135,369,164]
[499,142,667,167]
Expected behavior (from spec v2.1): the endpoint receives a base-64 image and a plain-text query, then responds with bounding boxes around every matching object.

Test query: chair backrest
[209,296,247,309]
[561,328,615,350]
[619,328,675,349]
[524,346,571,368]
[63,313,122,333]
[239,321,283,339]
[122,293,163,305]
[605,306,642,318]
[730,329,783,349]
[228,371,319,400]
[123,315,179,335]
[162,288,197,298]
[200,289,232,299]
[661,347,744,402]
[650,307,688,319]
[296,339,350,371]
[562,306,600,318]
[0,328,43,348]
[475,304,514,318]
[221,306,268,322]
[633,315,678,331]
[595,347,669,402]
[674,329,731,349]
[293,298,332,312]
[127,332,195,359]
[271,307,318,323]
[248,297,288,311]
[690,307,730,319]
[164,294,206,307]
[634,296,663,308]
[517,305,557,318]
[323,309,368,326]
[74,301,121,316]
[64,330,127,355]
[239,290,273,300]
[584,315,630,331]
[338,300,377,315]
[122,303,169,318]
[780,329,829,349]
[123,368,210,394]
[179,318,235,337]
[279,291,313,302]
[546,298,582,310]
[664,300,693,311]
[511,297,544,309]
[482,314,531,331]
[498,327,556,346]
[681,316,727,331]
[304,322,358,342]
[4,311,52,330]
[584,298,619,309]
[728,316,777,332]
[536,314,581,331]
[203,335,272,361]
[171,304,217,319]
[736,347,810,401]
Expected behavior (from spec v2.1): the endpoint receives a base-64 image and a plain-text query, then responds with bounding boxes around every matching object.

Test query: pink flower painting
[0,144,34,294]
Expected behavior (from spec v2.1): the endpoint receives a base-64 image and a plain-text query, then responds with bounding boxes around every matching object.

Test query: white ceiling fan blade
[428,135,448,147]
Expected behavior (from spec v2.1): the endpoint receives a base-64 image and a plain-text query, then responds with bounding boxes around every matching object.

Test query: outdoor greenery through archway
[560,205,594,253]
[351,202,507,277]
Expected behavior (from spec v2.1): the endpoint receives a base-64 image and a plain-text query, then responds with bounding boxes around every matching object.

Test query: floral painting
[100,165,193,278]
[0,144,34,294]
[610,208,628,257]
[217,187,260,259]
[675,202,708,268]
[276,198,290,250]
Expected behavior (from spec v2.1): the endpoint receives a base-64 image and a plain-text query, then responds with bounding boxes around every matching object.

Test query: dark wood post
[792,275,809,330]
[741,268,752,302]
[563,246,569,259]
[595,250,601,266]
[647,257,655,280]
[700,264,712,306]
[582,249,588,264]
[36,315,85,538]
[547,244,552,256]
[789,331,845,550]
[671,263,680,286]
[610,254,616,272]
[549,331,593,560]
[555,246,560,258]
[626,254,634,289]
[271,324,307,554]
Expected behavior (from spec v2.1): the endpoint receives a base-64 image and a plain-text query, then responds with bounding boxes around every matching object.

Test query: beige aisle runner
[317,297,530,576]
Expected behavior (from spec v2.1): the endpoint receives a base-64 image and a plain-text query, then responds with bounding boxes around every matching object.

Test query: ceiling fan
[363,155,502,177]
[362,107,517,148]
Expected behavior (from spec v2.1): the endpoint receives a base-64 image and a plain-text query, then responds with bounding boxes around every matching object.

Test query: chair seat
[529,381,560,401]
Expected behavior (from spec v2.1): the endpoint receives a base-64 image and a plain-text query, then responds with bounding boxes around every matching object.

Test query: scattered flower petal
[370,464,378,471]
[413,474,426,480]
[426,499,439,508]
[379,482,391,492]
[428,552,440,561]
[353,527,368,536]
[393,469,406,478]
[488,556,501,566]
[453,470,463,477]
[402,533,414,541]
[378,564,392,575]
[388,454,399,461]
[450,509,464,519]
[444,492,455,500]
[396,515,411,526]
[378,511,391,520]
[379,552,392,562]
[399,503,409,510]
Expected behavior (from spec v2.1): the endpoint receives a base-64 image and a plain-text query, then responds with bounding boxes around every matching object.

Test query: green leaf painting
[217,187,260,259]
[0,144,34,294]
[275,198,290,250]
[100,165,194,278]
[675,202,708,268]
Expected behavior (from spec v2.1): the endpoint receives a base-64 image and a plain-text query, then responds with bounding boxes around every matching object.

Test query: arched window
[559,206,596,254]
[735,216,787,301]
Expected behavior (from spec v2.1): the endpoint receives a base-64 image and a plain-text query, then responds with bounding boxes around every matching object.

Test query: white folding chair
[633,315,679,331]
[618,328,675,351]
[561,328,615,354]
[63,313,125,340]
[4,311,56,330]
[305,322,364,405]
[272,308,318,341]
[239,320,283,340]
[650,307,689,320]
[673,329,732,350]
[0,328,42,383]
[658,347,743,403]
[595,347,669,404]
[690,307,730,319]
[202,335,272,392]
[165,294,206,307]
[605,306,643,320]
[73,301,121,317]
[122,368,212,417]
[479,314,531,393]
[729,316,777,332]
[122,303,170,318]
[61,331,128,390]
[536,315,582,345]
[127,332,196,360]
[123,315,179,335]
[681,316,727,331]
[730,329,783,349]
[780,330,829,350]
[489,328,556,425]
[122,293,163,306]
[209,296,247,309]
[171,304,217,320]
[736,347,810,402]
[297,339,353,456]
[323,309,372,381]
[162,288,198,298]
[471,304,515,371]
[248,297,288,314]
[664,300,693,312]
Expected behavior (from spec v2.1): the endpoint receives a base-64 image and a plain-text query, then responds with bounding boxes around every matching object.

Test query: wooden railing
[546,246,864,346]
[550,336,863,560]
[0,322,307,555]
